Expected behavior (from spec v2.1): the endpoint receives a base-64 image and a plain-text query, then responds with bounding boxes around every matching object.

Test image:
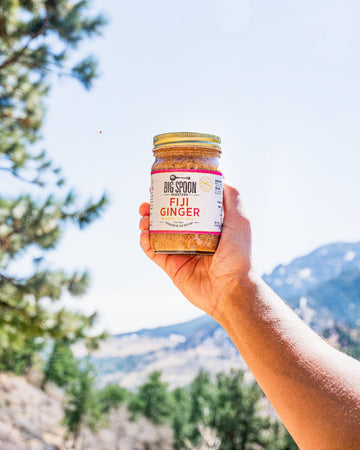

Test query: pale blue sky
[20,0,360,332]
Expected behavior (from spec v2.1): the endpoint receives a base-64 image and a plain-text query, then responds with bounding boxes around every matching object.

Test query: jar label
[150,170,223,234]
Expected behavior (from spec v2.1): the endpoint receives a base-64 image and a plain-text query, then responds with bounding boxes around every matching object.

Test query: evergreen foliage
[0,0,107,183]
[171,386,191,450]
[188,369,216,441]
[268,421,299,450]
[129,370,174,425]
[63,359,102,444]
[0,0,108,372]
[127,368,299,449]
[43,345,128,444]
[97,383,128,414]
[41,339,79,389]
[0,336,41,373]
[323,324,360,360]
[59,364,299,449]
[211,369,271,450]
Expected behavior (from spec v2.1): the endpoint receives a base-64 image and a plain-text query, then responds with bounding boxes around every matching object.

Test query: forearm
[216,273,360,450]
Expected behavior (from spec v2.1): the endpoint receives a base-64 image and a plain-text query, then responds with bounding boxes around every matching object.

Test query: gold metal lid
[153,132,221,150]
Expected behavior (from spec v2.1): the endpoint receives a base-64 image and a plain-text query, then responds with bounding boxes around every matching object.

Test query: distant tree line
[127,368,298,450]
[41,341,298,449]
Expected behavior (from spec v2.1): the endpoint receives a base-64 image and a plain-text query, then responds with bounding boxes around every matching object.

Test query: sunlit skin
[139,180,360,449]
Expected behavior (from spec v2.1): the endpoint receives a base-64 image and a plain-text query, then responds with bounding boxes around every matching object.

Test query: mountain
[301,269,360,328]
[263,241,360,301]
[116,314,218,340]
[91,321,243,390]
[90,241,360,388]
[263,241,360,329]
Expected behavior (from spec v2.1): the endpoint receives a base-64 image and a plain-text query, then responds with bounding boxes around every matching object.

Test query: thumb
[215,179,252,272]
[223,180,247,226]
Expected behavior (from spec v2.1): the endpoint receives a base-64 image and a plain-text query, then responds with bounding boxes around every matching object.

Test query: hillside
[93,326,244,389]
[0,372,172,450]
[90,241,360,388]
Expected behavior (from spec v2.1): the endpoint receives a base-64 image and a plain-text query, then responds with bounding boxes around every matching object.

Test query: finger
[214,180,252,261]
[139,202,150,216]
[139,215,149,231]
[140,229,152,254]
[140,229,169,269]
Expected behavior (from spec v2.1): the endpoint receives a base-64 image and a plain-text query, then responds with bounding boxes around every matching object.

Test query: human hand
[139,180,255,321]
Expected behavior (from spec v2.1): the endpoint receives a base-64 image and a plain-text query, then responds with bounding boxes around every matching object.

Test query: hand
[139,181,255,320]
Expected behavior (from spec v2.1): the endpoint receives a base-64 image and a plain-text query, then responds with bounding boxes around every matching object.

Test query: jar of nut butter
[150,132,223,254]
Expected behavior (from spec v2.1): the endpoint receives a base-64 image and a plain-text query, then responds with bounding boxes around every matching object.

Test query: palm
[152,253,215,313]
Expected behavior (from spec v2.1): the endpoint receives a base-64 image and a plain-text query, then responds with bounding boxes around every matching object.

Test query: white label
[150,170,223,234]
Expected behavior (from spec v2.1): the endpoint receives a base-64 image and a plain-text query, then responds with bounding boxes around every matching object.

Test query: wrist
[211,269,263,325]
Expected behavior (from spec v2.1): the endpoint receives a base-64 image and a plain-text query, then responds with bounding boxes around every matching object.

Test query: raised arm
[139,181,360,449]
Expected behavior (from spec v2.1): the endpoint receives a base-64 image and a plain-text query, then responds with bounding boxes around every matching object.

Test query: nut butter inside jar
[150,132,223,254]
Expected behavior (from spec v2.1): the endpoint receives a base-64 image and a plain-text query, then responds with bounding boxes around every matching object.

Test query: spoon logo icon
[170,174,191,181]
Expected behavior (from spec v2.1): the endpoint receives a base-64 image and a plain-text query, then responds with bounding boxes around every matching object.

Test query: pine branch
[0,273,25,288]
[62,193,108,229]
[0,166,43,185]
[0,13,49,71]
[0,298,20,311]
[0,16,11,49]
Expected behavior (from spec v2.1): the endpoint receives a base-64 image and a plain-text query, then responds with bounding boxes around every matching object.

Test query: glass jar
[150,132,223,254]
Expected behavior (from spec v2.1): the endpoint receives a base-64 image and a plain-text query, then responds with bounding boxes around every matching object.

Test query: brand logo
[164,174,197,194]
[169,174,190,181]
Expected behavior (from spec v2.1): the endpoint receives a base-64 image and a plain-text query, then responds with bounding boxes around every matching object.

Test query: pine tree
[172,386,191,450]
[97,383,128,414]
[268,421,299,450]
[0,1,108,371]
[63,359,102,446]
[189,369,216,441]
[211,369,271,450]
[129,371,173,425]
[41,338,80,389]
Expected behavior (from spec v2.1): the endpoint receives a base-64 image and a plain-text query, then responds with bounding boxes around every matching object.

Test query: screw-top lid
[153,132,221,150]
